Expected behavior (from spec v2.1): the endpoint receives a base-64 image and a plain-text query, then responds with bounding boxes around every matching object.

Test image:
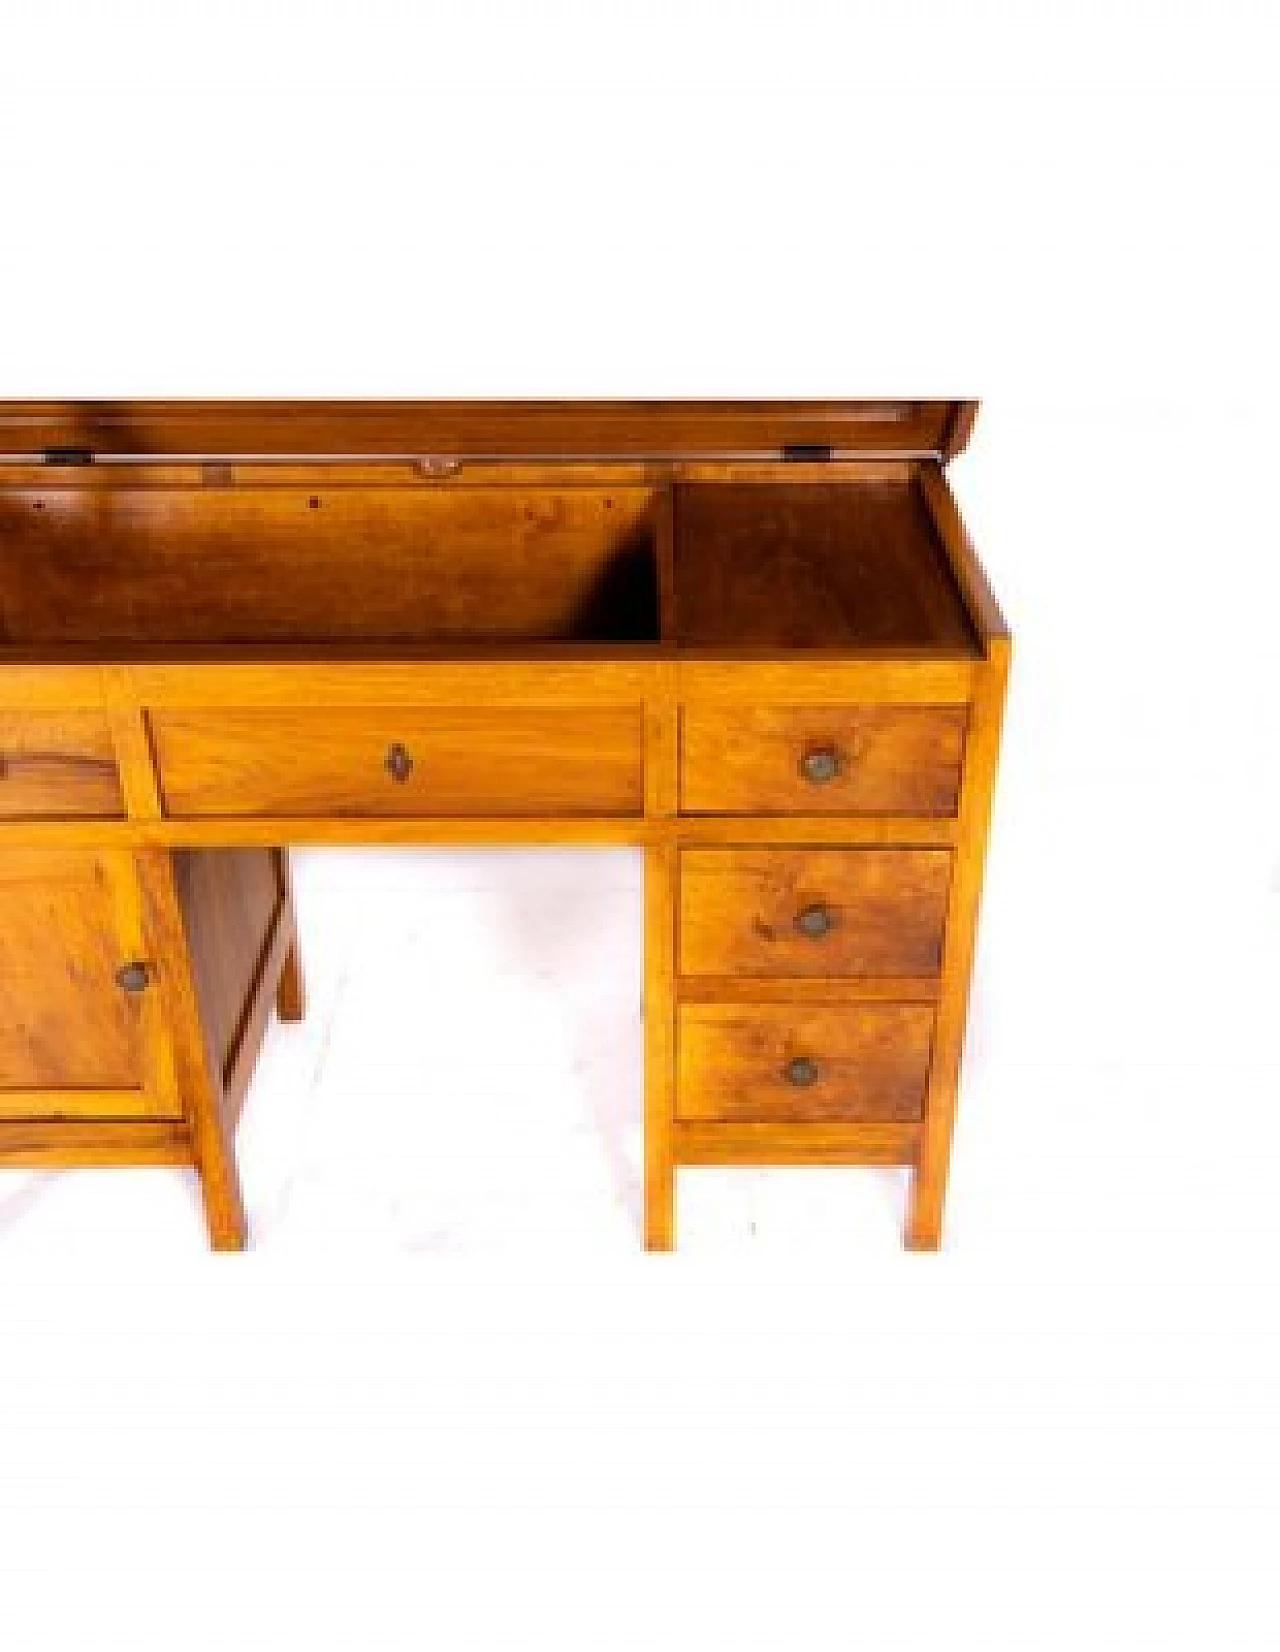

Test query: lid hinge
[43,446,95,466]
[781,442,834,462]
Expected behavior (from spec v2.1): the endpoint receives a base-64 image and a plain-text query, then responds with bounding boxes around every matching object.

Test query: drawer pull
[799,744,841,785]
[114,961,151,995]
[794,902,836,940]
[384,742,414,784]
[784,1055,820,1089]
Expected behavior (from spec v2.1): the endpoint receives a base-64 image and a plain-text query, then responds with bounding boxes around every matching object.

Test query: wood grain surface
[678,848,953,979]
[0,712,124,818]
[681,703,967,815]
[150,705,646,818]
[678,1002,935,1123]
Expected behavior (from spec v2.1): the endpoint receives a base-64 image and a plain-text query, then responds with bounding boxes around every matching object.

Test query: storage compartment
[677,1002,935,1123]
[0,481,663,645]
[0,850,179,1117]
[150,705,646,818]
[678,847,953,978]
[681,703,968,815]
[673,479,979,650]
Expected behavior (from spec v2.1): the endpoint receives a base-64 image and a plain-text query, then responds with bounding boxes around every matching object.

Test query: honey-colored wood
[0,816,650,851]
[906,639,1011,1249]
[105,846,187,1127]
[678,848,953,979]
[172,849,288,1132]
[0,1088,169,1121]
[673,1120,919,1167]
[643,840,678,1251]
[0,484,662,646]
[681,704,968,816]
[103,699,164,820]
[0,712,124,817]
[674,481,979,651]
[917,463,1008,644]
[0,812,960,852]
[0,1117,192,1168]
[150,706,645,818]
[678,1003,935,1124]
[274,850,306,1023]
[117,658,657,708]
[674,815,958,847]
[901,451,1010,1249]
[0,398,1006,1252]
[677,976,941,1005]
[0,850,146,1091]
[134,850,247,1250]
[677,658,977,704]
[641,669,679,1247]
[0,399,975,460]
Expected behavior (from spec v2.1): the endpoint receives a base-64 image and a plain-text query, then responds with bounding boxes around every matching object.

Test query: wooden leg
[194,1129,249,1252]
[904,640,1010,1253]
[644,842,677,1250]
[276,940,306,1023]
[273,851,307,1022]
[905,1159,946,1252]
[136,849,248,1251]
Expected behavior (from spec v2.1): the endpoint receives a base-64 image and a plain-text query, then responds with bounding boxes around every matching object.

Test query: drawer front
[678,1002,935,1123]
[681,705,967,815]
[679,848,952,978]
[0,713,124,818]
[150,706,645,818]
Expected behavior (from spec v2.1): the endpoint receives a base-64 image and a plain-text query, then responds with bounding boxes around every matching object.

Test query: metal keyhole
[385,742,413,784]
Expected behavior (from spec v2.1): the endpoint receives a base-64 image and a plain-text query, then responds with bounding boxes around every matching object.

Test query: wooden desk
[0,400,1008,1250]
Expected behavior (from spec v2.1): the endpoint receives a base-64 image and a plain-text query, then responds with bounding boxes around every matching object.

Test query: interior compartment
[0,482,662,646]
[673,479,979,651]
[0,467,979,655]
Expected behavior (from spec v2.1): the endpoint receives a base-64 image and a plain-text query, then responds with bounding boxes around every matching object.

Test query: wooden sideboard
[0,400,1008,1250]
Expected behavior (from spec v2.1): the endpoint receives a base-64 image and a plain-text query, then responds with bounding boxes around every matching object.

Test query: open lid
[0,399,978,463]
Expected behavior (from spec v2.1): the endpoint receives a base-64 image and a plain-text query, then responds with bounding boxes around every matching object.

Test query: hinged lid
[0,400,978,463]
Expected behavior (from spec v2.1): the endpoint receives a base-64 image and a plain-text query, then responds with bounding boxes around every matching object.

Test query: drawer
[679,848,951,978]
[149,706,645,818]
[677,1002,934,1123]
[0,713,124,818]
[681,705,967,815]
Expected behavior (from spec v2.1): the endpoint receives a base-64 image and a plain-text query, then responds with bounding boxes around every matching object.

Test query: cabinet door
[0,851,180,1119]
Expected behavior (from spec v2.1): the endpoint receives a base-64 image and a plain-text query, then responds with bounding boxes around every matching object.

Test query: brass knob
[785,1055,820,1088]
[385,742,413,783]
[115,961,151,994]
[799,745,841,785]
[794,902,835,940]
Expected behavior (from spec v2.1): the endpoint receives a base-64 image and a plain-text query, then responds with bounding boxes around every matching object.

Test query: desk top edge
[0,400,979,463]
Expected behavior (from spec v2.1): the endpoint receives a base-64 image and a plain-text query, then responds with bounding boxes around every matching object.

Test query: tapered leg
[194,1130,249,1252]
[905,1160,947,1251]
[643,842,677,1250]
[276,941,306,1023]
[274,851,307,1023]
[904,641,1010,1252]
[136,849,248,1251]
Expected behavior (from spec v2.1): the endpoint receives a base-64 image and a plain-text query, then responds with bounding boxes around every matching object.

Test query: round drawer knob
[385,742,414,783]
[785,1055,820,1089]
[799,745,841,785]
[114,961,151,995]
[794,902,835,940]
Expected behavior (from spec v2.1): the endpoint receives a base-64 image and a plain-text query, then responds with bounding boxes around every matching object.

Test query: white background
[2,4,1278,1647]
